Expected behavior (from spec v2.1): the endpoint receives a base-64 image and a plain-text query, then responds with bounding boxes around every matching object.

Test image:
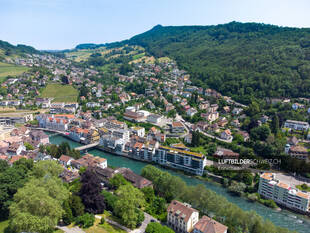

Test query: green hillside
[122,22,310,104]
[0,62,29,82]
[40,84,78,102]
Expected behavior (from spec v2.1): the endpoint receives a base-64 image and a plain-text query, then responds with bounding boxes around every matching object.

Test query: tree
[8,176,69,233]
[0,160,9,173]
[24,142,34,151]
[62,199,73,225]
[31,160,63,178]
[75,213,95,228]
[146,222,175,233]
[114,184,145,228]
[69,195,84,217]
[109,174,129,189]
[79,169,105,214]
[250,125,271,141]
[271,114,279,135]
[191,130,200,147]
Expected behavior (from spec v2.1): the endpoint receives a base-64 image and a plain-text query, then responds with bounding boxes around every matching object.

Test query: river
[49,134,310,233]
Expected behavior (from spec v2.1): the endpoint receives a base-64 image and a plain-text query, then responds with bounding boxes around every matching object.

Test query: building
[186,108,198,117]
[155,146,207,176]
[130,126,145,137]
[284,120,309,131]
[59,155,74,167]
[123,110,145,122]
[115,167,153,189]
[214,148,239,159]
[220,129,232,141]
[171,121,185,133]
[258,173,310,213]
[167,200,199,233]
[147,114,163,124]
[193,216,228,233]
[287,145,309,161]
[29,130,49,145]
[71,154,107,169]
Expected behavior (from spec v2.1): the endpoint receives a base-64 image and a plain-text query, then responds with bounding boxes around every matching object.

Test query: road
[57,226,85,233]
[176,114,232,143]
[130,212,159,233]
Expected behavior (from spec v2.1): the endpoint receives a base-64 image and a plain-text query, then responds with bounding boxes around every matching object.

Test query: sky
[0,0,309,50]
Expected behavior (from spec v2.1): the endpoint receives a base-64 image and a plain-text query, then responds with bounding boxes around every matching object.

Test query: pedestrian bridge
[75,142,99,152]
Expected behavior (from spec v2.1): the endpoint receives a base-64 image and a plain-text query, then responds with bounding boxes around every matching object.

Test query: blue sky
[0,0,309,50]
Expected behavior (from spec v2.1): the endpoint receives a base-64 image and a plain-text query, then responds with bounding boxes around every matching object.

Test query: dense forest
[119,22,310,104]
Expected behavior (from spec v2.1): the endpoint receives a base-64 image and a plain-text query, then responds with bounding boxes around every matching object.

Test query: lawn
[0,62,29,82]
[0,220,9,232]
[296,184,310,192]
[39,84,78,102]
[84,218,126,233]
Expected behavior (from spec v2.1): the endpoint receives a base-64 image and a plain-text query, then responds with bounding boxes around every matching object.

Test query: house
[292,103,305,110]
[220,129,232,141]
[187,108,198,117]
[35,98,51,108]
[260,115,269,123]
[284,120,309,131]
[29,130,49,145]
[167,200,199,233]
[199,101,210,110]
[231,119,241,128]
[223,106,230,113]
[208,104,218,113]
[193,216,228,233]
[201,112,219,122]
[59,155,74,166]
[184,134,192,144]
[7,143,26,155]
[217,117,228,127]
[60,168,80,183]
[236,131,250,142]
[287,136,299,146]
[115,167,153,189]
[232,108,243,115]
[147,114,163,124]
[214,148,239,159]
[71,154,107,169]
[86,102,100,108]
[195,121,209,131]
[171,121,185,133]
[288,145,309,161]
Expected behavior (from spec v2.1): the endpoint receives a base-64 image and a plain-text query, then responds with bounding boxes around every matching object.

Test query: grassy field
[84,217,126,233]
[39,84,78,102]
[0,62,29,82]
[0,220,9,232]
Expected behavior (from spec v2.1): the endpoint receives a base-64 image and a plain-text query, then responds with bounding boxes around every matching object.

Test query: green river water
[49,134,310,233]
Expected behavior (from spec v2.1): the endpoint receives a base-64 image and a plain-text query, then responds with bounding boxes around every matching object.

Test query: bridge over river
[75,142,99,152]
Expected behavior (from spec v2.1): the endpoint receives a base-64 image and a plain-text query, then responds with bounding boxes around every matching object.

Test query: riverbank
[48,134,310,233]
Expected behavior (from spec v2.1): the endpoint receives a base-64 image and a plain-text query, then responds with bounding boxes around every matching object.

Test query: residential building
[288,145,309,161]
[167,200,199,233]
[29,130,49,145]
[59,155,74,167]
[123,110,145,122]
[147,114,163,124]
[193,216,228,233]
[187,108,198,117]
[258,173,310,213]
[155,146,207,175]
[71,154,107,169]
[214,148,239,159]
[131,126,145,137]
[220,129,232,141]
[171,121,185,133]
[284,120,309,131]
[115,167,153,189]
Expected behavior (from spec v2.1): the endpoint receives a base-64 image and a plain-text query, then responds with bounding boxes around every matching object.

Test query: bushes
[146,222,175,233]
[75,213,95,228]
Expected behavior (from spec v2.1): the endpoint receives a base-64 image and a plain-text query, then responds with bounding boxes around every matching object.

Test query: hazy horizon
[1,0,309,50]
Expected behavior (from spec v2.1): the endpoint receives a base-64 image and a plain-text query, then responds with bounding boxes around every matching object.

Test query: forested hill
[125,22,310,104]
[0,40,40,58]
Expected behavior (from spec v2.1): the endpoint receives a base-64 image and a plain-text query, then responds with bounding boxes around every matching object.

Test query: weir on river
[49,133,310,233]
